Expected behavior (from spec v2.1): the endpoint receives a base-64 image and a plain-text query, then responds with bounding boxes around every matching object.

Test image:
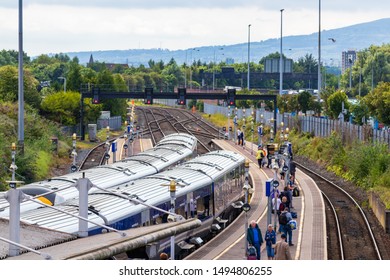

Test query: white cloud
[0,2,389,56]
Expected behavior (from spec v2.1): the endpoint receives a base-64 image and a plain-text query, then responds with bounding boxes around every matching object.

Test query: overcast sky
[1,0,389,56]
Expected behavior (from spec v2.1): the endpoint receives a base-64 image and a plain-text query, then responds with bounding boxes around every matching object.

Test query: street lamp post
[251,108,254,155]
[213,47,223,91]
[70,133,77,172]
[279,9,284,95]
[104,126,110,164]
[169,180,177,260]
[18,0,24,153]
[227,106,231,140]
[242,108,246,148]
[318,0,322,101]
[279,121,284,147]
[184,50,188,88]
[190,48,199,90]
[234,108,238,144]
[247,24,251,90]
[272,163,279,230]
[258,114,264,146]
[243,160,250,255]
[58,77,66,92]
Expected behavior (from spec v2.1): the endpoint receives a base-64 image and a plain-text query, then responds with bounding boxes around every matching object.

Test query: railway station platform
[6,219,201,260]
[185,139,327,260]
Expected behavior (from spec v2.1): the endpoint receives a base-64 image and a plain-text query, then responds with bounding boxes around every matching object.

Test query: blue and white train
[17,150,246,256]
[0,133,197,217]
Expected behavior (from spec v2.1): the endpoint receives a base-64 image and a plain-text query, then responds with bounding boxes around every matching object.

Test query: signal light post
[104,126,110,164]
[178,88,186,106]
[145,88,153,105]
[92,86,100,104]
[227,88,236,106]
[70,133,78,172]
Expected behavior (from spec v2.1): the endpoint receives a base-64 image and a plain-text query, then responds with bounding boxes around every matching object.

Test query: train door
[185,193,194,218]
[141,209,150,226]
[176,195,186,218]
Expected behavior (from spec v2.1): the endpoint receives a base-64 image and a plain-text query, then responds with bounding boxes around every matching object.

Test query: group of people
[246,220,292,260]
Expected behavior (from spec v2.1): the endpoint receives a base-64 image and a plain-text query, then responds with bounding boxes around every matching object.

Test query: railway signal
[177,88,186,105]
[92,87,100,104]
[144,87,153,105]
[227,88,236,106]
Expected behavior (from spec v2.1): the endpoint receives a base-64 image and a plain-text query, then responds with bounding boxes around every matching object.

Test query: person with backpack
[279,193,289,212]
[264,224,276,260]
[279,208,294,246]
[256,145,266,169]
[247,220,263,260]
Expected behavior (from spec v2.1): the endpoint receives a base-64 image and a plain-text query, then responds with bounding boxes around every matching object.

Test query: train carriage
[16,150,247,259]
[0,133,197,217]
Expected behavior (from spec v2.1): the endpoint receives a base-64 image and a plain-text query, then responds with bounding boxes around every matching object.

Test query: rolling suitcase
[247,245,257,260]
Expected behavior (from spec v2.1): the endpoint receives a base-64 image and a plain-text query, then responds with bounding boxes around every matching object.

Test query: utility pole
[280,9,284,95]
[247,24,251,90]
[317,0,322,101]
[18,0,24,153]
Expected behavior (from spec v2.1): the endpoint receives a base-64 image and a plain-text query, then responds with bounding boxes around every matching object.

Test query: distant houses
[87,54,129,72]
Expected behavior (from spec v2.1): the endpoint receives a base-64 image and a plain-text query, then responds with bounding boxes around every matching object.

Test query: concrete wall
[369,192,390,233]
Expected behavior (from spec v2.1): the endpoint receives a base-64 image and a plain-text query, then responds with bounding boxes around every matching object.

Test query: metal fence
[97,116,122,131]
[204,103,390,148]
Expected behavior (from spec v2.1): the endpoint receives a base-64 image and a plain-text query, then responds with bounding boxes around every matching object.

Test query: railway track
[295,162,382,260]
[136,107,222,154]
[78,139,114,171]
[139,108,167,145]
[79,105,219,171]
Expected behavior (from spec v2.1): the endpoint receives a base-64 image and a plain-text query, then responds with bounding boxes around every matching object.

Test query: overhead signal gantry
[79,85,278,141]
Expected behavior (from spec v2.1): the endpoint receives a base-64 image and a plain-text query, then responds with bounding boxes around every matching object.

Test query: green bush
[290,130,390,209]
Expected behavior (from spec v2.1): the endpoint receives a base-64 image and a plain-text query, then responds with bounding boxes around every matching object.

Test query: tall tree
[364,81,390,125]
[297,91,313,114]
[327,90,350,119]
[66,58,83,92]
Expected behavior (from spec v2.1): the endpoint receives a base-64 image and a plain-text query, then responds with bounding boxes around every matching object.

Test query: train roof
[18,150,245,234]
[0,133,197,217]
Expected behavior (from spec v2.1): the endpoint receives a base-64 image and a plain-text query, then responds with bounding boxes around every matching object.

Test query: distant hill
[65,18,390,67]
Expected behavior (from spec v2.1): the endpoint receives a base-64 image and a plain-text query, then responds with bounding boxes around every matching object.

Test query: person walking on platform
[264,224,276,260]
[274,234,292,260]
[279,208,293,246]
[237,128,242,145]
[256,145,266,169]
[247,220,263,260]
[239,129,245,147]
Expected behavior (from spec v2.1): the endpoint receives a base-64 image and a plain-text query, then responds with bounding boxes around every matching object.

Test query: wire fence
[203,103,390,149]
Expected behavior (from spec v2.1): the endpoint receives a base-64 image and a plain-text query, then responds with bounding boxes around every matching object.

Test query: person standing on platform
[266,146,272,168]
[240,129,244,147]
[264,224,276,260]
[247,220,263,260]
[274,234,292,260]
[237,128,242,145]
[280,208,293,246]
[289,160,296,184]
[256,145,266,169]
